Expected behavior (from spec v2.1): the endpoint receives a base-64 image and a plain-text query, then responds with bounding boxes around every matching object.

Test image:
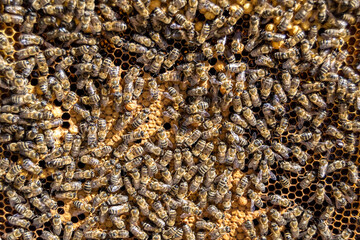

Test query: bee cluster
[0,0,360,239]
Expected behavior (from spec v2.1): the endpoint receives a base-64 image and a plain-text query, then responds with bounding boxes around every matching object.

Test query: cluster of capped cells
[0,0,360,239]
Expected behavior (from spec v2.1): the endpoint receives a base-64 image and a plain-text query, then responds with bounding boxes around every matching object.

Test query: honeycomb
[0,0,359,239]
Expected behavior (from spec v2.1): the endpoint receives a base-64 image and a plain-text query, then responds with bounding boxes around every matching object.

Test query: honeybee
[343,66,360,83]
[147,211,165,228]
[308,183,332,205]
[6,229,25,240]
[54,191,77,200]
[269,208,286,226]
[277,9,293,32]
[308,93,327,109]
[129,224,148,240]
[33,212,52,228]
[108,230,130,239]
[298,170,316,189]
[226,62,247,74]
[41,231,60,240]
[22,159,42,175]
[294,0,314,20]
[195,220,216,231]
[21,230,35,240]
[200,42,213,59]
[277,174,291,189]
[295,106,312,127]
[20,12,37,33]
[16,46,40,60]
[5,163,22,183]
[104,20,127,33]
[345,162,359,186]
[291,146,310,165]
[280,161,302,174]
[152,7,171,24]
[259,77,274,101]
[213,36,227,56]
[7,216,30,229]
[83,230,106,240]
[19,34,44,46]
[326,160,347,174]
[248,189,263,211]
[124,42,148,55]
[272,140,290,159]
[227,4,244,25]
[243,220,257,239]
[337,182,357,205]
[251,172,268,191]
[246,149,261,170]
[182,224,196,240]
[14,203,35,219]
[317,206,335,225]
[7,186,27,207]
[300,224,317,240]
[297,209,313,230]
[247,14,260,37]
[107,202,130,216]
[320,38,344,49]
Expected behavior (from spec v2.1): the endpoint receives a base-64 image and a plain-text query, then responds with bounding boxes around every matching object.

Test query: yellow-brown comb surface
[0,0,359,239]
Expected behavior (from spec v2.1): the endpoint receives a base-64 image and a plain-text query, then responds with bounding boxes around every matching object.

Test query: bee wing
[187,75,200,87]
[298,231,308,238]
[307,194,316,203]
[199,110,210,118]
[343,195,354,204]
[280,152,290,159]
[47,56,57,65]
[180,213,192,219]
[335,139,344,148]
[163,92,174,101]
[324,194,333,205]
[269,171,277,180]
[296,118,305,131]
[250,199,255,212]
[233,158,242,170]
[251,132,257,141]
[249,158,259,170]
[162,111,172,119]
[347,188,358,201]
[257,171,262,182]
[259,145,268,151]
[167,139,173,149]
[335,199,342,209]
[209,76,221,86]
[13,213,25,218]
[274,152,283,162]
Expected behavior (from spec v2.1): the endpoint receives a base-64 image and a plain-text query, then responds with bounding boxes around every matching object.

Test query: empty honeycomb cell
[71,217,78,223]
[61,113,70,120]
[355,41,360,49]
